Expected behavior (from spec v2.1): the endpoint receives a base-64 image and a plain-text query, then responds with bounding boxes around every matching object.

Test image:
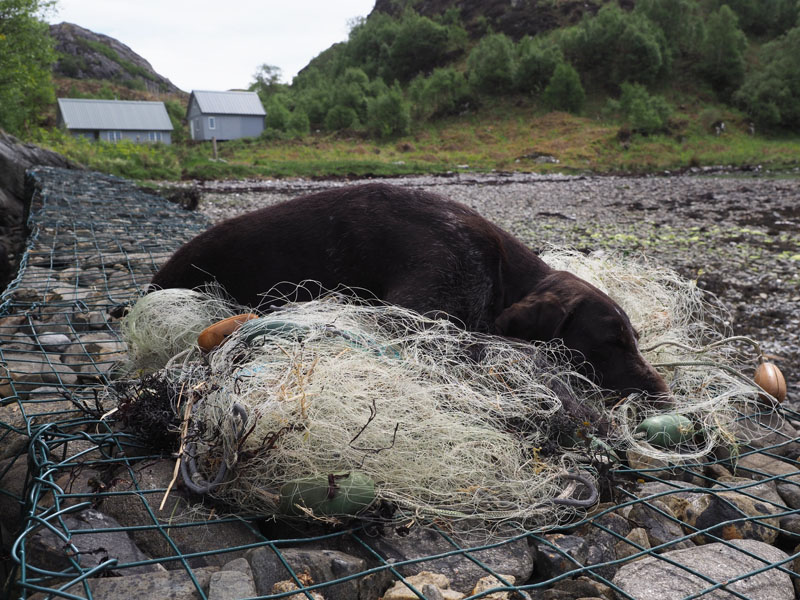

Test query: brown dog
[150,183,669,402]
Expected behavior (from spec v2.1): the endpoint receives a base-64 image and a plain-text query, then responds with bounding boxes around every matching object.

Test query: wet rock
[611,539,793,600]
[776,480,800,509]
[247,546,388,600]
[26,508,163,575]
[365,525,535,594]
[103,459,263,569]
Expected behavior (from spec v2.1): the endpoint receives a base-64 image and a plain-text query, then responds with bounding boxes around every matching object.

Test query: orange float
[197,313,259,352]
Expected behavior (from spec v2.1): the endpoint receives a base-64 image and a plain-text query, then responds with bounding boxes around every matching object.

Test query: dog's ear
[493,292,573,342]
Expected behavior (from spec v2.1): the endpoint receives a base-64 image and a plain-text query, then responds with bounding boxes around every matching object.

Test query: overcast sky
[48,0,376,92]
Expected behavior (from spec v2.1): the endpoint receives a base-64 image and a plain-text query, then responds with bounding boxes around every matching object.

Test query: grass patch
[31,98,800,181]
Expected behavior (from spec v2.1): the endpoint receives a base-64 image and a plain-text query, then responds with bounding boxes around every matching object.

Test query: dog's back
[150,183,548,329]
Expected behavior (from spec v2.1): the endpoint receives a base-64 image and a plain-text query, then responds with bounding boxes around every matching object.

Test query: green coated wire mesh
[0,167,798,600]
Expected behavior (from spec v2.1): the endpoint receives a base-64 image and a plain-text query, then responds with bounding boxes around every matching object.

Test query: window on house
[109,131,122,142]
[149,131,162,142]
[208,116,216,130]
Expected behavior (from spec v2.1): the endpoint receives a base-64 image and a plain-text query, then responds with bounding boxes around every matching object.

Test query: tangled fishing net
[115,251,775,530]
[542,249,772,460]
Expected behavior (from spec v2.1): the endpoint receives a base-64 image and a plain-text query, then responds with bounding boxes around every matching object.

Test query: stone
[36,333,72,352]
[535,533,588,578]
[627,499,695,551]
[69,309,107,331]
[683,488,781,544]
[27,508,164,575]
[732,411,798,457]
[208,569,257,600]
[0,458,29,549]
[614,527,650,561]
[382,571,464,600]
[547,575,613,599]
[364,525,534,594]
[470,574,516,600]
[0,350,79,396]
[576,511,632,579]
[102,459,264,569]
[611,539,793,600]
[247,546,384,600]
[271,577,325,600]
[28,566,218,600]
[777,480,800,509]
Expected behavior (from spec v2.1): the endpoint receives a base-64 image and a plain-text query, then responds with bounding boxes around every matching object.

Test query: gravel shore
[195,172,800,403]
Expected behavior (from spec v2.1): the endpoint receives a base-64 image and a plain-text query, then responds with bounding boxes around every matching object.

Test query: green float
[635,414,695,448]
[279,472,376,516]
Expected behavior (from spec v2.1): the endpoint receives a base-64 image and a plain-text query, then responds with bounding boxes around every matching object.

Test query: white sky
[48,0,376,92]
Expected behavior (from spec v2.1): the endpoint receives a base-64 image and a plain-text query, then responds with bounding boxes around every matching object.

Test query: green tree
[514,36,563,94]
[467,33,516,94]
[366,83,410,139]
[634,0,705,62]
[388,13,451,82]
[249,64,287,103]
[265,95,291,131]
[409,67,470,121]
[607,82,671,134]
[735,26,800,129]
[542,62,585,114]
[699,5,747,98]
[0,0,56,134]
[561,5,668,88]
[709,0,799,37]
[324,105,359,131]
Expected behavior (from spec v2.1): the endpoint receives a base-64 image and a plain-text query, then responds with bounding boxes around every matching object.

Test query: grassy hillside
[22,0,800,179]
[31,96,800,181]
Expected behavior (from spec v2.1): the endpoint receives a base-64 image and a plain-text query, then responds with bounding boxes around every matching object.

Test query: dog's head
[494,271,670,405]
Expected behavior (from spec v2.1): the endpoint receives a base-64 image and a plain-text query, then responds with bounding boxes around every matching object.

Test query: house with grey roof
[187,90,266,141]
[56,98,173,144]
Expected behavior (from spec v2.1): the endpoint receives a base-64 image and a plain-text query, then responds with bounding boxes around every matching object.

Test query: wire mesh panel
[1,167,798,600]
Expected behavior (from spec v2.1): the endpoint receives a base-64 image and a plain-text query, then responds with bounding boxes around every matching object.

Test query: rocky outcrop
[0,131,80,291]
[50,22,182,95]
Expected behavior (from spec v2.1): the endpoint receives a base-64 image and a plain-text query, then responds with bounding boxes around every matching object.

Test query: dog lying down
[150,183,670,404]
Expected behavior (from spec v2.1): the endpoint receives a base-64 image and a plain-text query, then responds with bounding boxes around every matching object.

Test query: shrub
[324,105,359,131]
[708,0,799,37]
[560,5,668,88]
[287,108,311,137]
[634,0,705,62]
[409,67,470,121]
[607,82,671,134]
[699,5,747,98]
[542,62,585,114]
[735,26,800,130]
[388,13,454,82]
[514,37,563,94]
[467,33,516,94]
[367,85,410,139]
[265,97,291,131]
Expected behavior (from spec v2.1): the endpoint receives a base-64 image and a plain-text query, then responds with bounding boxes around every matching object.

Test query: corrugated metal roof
[57,99,174,131]
[190,90,266,116]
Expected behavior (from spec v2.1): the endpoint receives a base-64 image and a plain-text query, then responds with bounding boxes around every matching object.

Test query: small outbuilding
[186,90,266,141]
[56,98,173,144]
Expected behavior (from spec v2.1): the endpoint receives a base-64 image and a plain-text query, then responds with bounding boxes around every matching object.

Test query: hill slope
[50,22,182,95]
